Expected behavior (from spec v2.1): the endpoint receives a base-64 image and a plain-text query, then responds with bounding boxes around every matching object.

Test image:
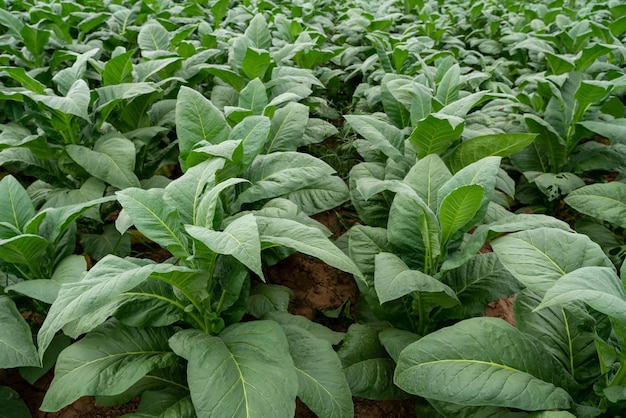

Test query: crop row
[1,0,626,416]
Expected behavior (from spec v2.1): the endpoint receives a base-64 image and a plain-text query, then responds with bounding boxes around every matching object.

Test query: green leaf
[117,188,189,258]
[102,50,134,85]
[0,175,34,231]
[534,172,584,202]
[281,324,354,418]
[245,14,272,50]
[0,234,48,272]
[395,317,573,410]
[347,225,389,280]
[256,216,363,280]
[403,154,452,211]
[263,312,345,346]
[265,102,309,152]
[0,386,30,418]
[0,66,45,93]
[565,182,626,229]
[492,228,612,296]
[169,321,298,417]
[0,296,39,368]
[435,64,461,106]
[20,25,50,63]
[186,214,263,280]
[163,159,225,225]
[242,47,270,80]
[7,255,86,304]
[378,328,420,363]
[37,256,196,359]
[438,184,484,244]
[338,324,407,400]
[238,78,268,114]
[344,115,405,162]
[537,266,626,322]
[515,290,600,384]
[408,113,465,159]
[374,252,458,307]
[138,22,170,52]
[124,387,194,418]
[247,283,292,318]
[25,79,90,121]
[442,253,521,320]
[447,133,537,173]
[437,156,501,231]
[41,321,176,412]
[234,152,336,210]
[176,86,231,169]
[66,136,140,189]
[381,75,413,128]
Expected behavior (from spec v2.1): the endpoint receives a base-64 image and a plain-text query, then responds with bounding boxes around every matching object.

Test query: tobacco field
[1,0,626,416]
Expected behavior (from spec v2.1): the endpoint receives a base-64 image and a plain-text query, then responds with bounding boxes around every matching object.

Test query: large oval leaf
[395,317,573,411]
[169,321,298,418]
[0,296,39,368]
[0,175,34,231]
[492,228,612,296]
[41,321,176,412]
[565,182,626,229]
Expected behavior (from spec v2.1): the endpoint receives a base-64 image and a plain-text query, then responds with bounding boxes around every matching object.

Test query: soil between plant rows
[1,209,515,417]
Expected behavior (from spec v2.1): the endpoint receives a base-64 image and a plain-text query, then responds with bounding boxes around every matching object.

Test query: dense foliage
[1,0,626,416]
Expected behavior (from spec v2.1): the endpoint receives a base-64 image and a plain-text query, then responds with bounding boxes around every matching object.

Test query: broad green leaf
[24,79,90,121]
[37,256,196,358]
[0,66,45,93]
[242,47,270,80]
[238,78,268,114]
[228,115,271,168]
[410,84,433,124]
[186,214,263,279]
[176,86,231,168]
[403,154,452,210]
[114,280,183,328]
[534,172,584,201]
[247,283,292,318]
[437,156,501,230]
[343,115,405,162]
[117,188,189,258]
[349,163,390,227]
[0,175,34,231]
[234,152,336,210]
[435,64,461,106]
[163,158,225,224]
[256,216,363,280]
[281,324,354,418]
[438,91,488,118]
[7,255,86,304]
[0,386,30,418]
[447,133,537,173]
[264,312,345,346]
[195,178,249,228]
[21,25,50,63]
[395,317,573,410]
[492,228,612,296]
[381,75,413,128]
[579,119,626,145]
[0,296,39,368]
[102,50,134,85]
[515,290,600,384]
[41,321,176,412]
[523,114,566,171]
[378,328,420,363]
[67,136,140,189]
[442,253,521,320]
[265,102,309,152]
[124,387,194,418]
[95,83,161,111]
[169,321,297,418]
[388,193,440,270]
[565,182,626,229]
[374,252,458,306]
[245,14,272,50]
[52,49,99,96]
[438,184,484,244]
[138,22,170,52]
[408,113,464,158]
[347,225,389,283]
[338,324,407,400]
[537,266,626,322]
[0,9,24,39]
[0,234,48,273]
[283,176,349,215]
